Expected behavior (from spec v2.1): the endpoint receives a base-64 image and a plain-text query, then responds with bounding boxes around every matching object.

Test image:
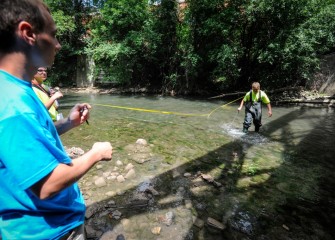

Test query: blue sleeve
[0,113,71,190]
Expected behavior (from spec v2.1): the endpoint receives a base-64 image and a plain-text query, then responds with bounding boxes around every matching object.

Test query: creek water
[59,94,335,240]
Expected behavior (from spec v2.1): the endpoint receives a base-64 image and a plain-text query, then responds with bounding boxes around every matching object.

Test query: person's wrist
[87,149,102,163]
[66,116,75,128]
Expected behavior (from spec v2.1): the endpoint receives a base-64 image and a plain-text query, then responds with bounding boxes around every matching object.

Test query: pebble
[117,175,125,182]
[125,163,134,171]
[116,160,123,166]
[136,138,148,145]
[184,199,193,209]
[125,169,136,179]
[151,226,161,235]
[94,177,107,187]
[193,218,205,228]
[184,172,192,177]
[163,211,174,226]
[105,191,115,197]
[207,217,225,230]
[282,224,290,231]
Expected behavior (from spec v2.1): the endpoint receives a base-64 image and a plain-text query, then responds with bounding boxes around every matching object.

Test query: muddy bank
[271,89,335,107]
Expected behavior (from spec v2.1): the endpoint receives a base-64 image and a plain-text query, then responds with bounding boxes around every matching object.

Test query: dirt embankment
[270,88,335,107]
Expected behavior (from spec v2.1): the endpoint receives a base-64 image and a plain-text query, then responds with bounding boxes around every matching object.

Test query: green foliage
[44,0,88,86]
[176,15,200,92]
[85,0,151,86]
[246,0,335,88]
[186,0,335,91]
[51,10,76,37]
[46,0,335,93]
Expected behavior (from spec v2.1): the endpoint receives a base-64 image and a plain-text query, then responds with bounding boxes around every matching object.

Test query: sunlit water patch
[220,123,270,145]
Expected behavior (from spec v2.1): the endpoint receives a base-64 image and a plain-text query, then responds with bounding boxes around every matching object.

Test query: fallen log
[208,92,245,99]
[275,98,335,107]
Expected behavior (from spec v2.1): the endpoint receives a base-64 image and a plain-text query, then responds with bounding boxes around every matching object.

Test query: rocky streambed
[65,130,333,240]
[66,140,231,240]
[60,93,334,240]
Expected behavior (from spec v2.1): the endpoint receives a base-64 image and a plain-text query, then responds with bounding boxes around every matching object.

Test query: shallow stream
[59,94,335,240]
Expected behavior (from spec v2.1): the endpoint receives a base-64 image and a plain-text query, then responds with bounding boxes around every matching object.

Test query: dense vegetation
[45,0,335,94]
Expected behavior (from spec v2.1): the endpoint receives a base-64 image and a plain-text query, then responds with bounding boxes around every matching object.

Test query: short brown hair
[0,0,50,52]
[252,82,260,90]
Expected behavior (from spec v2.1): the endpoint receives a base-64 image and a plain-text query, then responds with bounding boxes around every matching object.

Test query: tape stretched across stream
[93,96,243,119]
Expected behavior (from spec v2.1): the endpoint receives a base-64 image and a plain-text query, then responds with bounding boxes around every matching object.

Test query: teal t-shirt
[0,70,85,239]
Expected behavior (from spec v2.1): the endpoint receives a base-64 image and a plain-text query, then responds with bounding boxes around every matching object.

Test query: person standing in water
[0,0,113,239]
[32,67,63,121]
[238,82,272,132]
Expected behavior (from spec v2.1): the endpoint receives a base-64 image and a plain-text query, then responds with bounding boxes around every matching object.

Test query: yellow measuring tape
[206,96,244,118]
[93,96,244,118]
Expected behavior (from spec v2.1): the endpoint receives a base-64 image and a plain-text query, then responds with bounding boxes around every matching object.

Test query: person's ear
[17,21,37,45]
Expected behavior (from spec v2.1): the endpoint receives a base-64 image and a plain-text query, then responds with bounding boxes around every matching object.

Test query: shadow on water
[268,108,335,240]
[60,95,334,240]
[232,107,335,240]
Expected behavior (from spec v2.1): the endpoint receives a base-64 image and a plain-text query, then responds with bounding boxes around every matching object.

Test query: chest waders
[243,91,262,132]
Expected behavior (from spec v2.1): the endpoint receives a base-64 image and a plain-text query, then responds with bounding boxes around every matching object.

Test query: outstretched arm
[238,100,244,112]
[31,142,113,199]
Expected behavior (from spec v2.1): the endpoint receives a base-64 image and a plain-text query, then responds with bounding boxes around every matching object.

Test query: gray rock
[207,217,225,230]
[193,218,205,228]
[116,175,125,183]
[110,210,122,220]
[102,171,111,178]
[172,169,181,178]
[116,160,123,166]
[124,163,134,171]
[145,186,160,196]
[184,199,193,209]
[136,138,148,145]
[124,169,136,179]
[94,177,107,187]
[163,211,175,226]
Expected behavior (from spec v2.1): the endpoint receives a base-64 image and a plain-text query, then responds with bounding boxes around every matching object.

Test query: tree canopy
[46,0,335,94]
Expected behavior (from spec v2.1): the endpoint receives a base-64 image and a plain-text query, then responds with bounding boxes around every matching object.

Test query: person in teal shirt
[238,82,272,132]
[0,0,113,239]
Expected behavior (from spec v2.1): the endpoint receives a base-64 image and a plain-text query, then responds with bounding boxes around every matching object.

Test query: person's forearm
[238,100,244,109]
[54,117,74,135]
[30,150,102,199]
[267,103,272,117]
[44,97,56,110]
